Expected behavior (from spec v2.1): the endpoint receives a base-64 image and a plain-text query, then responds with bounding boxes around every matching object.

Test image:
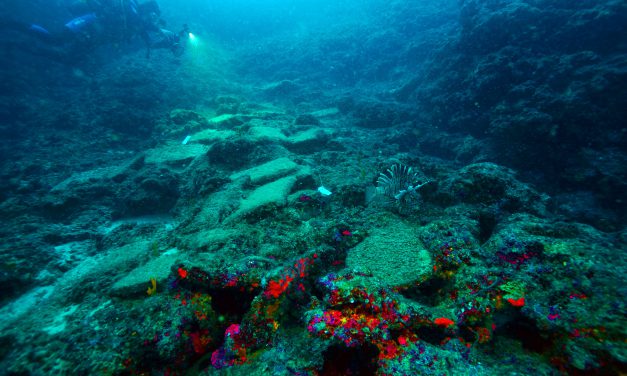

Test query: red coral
[264,276,294,298]
[434,317,455,327]
[507,297,525,307]
[178,267,188,279]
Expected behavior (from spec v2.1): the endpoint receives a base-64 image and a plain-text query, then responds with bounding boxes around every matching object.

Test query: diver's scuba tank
[64,13,98,33]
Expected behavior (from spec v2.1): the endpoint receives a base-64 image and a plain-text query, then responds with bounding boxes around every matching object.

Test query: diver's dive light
[187,32,199,48]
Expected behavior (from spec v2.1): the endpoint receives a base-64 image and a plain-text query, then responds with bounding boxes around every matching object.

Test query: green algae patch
[208,113,243,127]
[248,126,289,143]
[224,175,297,224]
[309,107,340,118]
[42,304,79,335]
[230,157,299,185]
[346,221,432,287]
[189,128,237,145]
[285,128,332,154]
[110,248,181,297]
[144,142,208,166]
[177,228,240,252]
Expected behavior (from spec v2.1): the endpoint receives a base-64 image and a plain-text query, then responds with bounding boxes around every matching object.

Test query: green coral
[500,280,526,300]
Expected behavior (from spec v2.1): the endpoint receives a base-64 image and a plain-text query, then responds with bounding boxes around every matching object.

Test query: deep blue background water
[0,1,625,373]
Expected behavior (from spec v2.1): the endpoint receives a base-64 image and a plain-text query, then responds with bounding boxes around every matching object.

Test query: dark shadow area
[478,210,497,244]
[210,286,258,317]
[494,314,554,354]
[320,343,379,376]
[411,326,449,346]
[400,277,451,306]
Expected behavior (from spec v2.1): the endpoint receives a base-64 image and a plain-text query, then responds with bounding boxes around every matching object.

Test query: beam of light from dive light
[187,32,199,48]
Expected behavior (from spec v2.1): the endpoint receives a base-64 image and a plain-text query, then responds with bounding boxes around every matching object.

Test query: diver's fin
[28,24,51,35]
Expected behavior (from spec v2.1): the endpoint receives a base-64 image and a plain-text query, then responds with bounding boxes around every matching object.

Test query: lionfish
[376,164,431,212]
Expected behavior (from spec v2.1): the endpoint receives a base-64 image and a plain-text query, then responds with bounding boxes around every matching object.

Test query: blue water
[0,1,625,374]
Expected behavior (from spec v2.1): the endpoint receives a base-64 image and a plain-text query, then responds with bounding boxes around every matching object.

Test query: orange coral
[146,278,157,296]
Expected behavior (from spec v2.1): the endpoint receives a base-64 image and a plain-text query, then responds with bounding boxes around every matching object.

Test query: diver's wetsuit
[0,18,79,63]
[0,0,174,63]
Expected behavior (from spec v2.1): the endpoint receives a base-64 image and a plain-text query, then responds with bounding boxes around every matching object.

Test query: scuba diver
[149,23,189,58]
[1,0,187,63]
